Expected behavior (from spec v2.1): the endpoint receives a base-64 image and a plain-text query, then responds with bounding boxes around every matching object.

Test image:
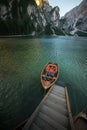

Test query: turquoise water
[0,36,87,130]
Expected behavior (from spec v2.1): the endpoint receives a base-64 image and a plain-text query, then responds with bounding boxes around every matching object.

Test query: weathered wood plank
[52,88,65,95]
[48,93,66,103]
[46,96,67,108]
[51,90,65,97]
[53,85,65,91]
[51,90,65,98]
[65,87,75,130]
[34,116,55,130]
[44,99,68,116]
[38,112,67,130]
[30,123,42,130]
[39,105,69,128]
[52,87,64,92]
[49,92,64,99]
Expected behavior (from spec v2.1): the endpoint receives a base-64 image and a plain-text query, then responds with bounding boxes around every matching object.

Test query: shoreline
[0,34,35,38]
[0,34,87,39]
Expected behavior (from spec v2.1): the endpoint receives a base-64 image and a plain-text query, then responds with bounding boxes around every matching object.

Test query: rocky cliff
[0,0,64,36]
[61,0,87,36]
[1,0,87,36]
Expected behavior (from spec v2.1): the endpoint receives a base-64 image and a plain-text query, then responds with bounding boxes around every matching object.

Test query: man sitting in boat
[41,62,58,89]
[42,64,57,83]
[46,65,56,77]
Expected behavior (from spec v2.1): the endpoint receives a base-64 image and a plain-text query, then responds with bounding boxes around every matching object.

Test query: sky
[49,0,83,17]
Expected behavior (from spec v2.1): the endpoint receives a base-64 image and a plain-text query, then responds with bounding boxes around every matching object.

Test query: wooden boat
[41,62,59,89]
[73,111,87,130]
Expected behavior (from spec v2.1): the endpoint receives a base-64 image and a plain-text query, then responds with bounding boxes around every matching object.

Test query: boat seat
[42,76,55,83]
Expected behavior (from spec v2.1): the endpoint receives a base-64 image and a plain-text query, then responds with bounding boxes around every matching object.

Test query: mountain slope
[61,0,87,36]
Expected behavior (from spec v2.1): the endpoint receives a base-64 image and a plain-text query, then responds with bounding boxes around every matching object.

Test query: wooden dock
[23,84,75,130]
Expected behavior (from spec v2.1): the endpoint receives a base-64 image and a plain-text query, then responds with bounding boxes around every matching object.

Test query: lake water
[0,36,87,130]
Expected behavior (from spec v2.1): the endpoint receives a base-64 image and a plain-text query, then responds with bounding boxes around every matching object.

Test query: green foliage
[0,14,35,35]
[0,0,36,35]
[0,19,9,35]
[20,14,35,34]
[0,0,9,6]
[45,24,53,35]
[77,31,87,37]
[60,18,66,24]
[44,24,65,35]
[0,0,35,5]
[54,28,65,35]
[11,0,19,19]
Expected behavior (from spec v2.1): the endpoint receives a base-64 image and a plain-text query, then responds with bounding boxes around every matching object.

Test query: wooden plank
[46,96,67,108]
[34,116,55,130]
[39,105,69,128]
[49,92,66,100]
[52,87,65,93]
[65,87,75,130]
[48,93,66,103]
[51,90,65,97]
[44,99,68,116]
[30,123,42,130]
[53,85,65,91]
[38,112,67,130]
[51,90,65,98]
[52,88,65,95]
[54,84,64,89]
[49,92,64,99]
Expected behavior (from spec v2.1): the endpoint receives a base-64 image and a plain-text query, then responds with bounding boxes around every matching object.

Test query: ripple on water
[0,36,87,130]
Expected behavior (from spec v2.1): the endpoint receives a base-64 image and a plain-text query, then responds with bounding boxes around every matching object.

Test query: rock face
[0,0,64,35]
[61,0,87,36]
[27,2,62,35]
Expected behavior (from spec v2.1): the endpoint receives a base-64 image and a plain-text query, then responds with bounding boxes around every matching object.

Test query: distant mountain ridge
[61,0,87,36]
